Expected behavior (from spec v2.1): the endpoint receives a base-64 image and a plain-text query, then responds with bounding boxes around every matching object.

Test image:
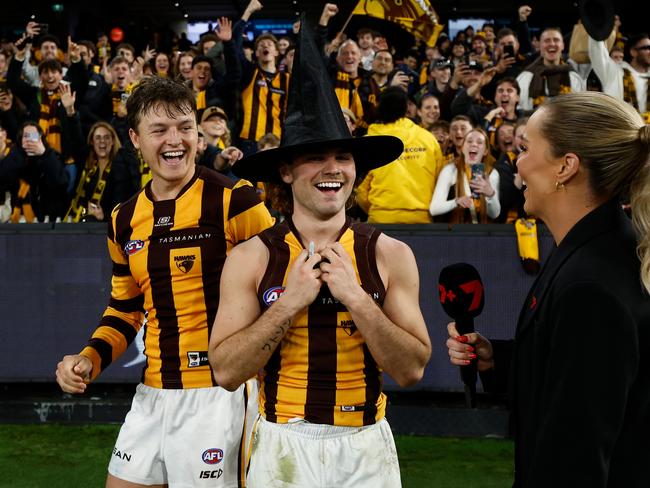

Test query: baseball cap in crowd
[433,58,452,69]
[201,106,228,124]
[467,60,484,72]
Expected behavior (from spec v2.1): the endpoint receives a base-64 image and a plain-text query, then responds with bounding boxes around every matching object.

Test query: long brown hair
[452,127,496,224]
[86,121,121,169]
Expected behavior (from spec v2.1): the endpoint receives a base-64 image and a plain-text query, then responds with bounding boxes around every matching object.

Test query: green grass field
[0,424,513,487]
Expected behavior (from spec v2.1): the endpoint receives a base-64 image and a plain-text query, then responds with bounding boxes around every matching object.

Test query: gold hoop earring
[555,181,565,192]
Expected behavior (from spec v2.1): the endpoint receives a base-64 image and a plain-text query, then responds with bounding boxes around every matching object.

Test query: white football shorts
[246,416,401,487]
[108,380,258,487]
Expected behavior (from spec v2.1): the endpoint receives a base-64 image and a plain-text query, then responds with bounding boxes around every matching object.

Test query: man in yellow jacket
[356,87,444,223]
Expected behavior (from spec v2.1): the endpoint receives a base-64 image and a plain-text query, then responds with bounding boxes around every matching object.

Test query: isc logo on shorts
[202,448,224,465]
[199,468,223,479]
[263,286,285,306]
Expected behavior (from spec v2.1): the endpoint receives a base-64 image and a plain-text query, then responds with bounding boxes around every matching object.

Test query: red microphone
[438,263,485,408]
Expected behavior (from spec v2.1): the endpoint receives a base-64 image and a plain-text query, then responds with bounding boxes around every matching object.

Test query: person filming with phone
[429,127,500,223]
[7,27,86,169]
[4,122,70,222]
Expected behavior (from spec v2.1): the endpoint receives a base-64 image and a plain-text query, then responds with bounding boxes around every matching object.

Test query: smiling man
[208,16,431,487]
[55,77,273,488]
[228,0,290,156]
[516,27,585,110]
[7,37,87,163]
[452,76,521,150]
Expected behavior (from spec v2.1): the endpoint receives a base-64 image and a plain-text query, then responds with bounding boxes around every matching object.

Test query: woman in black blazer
[446,91,650,487]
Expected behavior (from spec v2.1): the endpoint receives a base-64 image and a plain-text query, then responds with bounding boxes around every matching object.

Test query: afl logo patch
[202,448,224,465]
[263,286,285,306]
[124,240,145,255]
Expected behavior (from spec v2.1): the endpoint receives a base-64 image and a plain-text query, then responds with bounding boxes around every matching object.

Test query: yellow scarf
[464,165,483,215]
[65,160,112,222]
[622,68,650,123]
[38,90,62,153]
[10,180,36,223]
[139,152,152,188]
[111,83,134,116]
[196,90,207,111]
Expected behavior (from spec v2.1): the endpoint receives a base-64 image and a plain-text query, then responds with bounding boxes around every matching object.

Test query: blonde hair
[631,127,650,293]
[538,92,650,292]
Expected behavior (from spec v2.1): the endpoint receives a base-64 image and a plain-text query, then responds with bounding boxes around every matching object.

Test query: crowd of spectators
[0,1,648,224]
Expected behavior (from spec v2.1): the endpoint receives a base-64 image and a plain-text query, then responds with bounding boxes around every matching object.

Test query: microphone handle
[455,316,475,336]
[456,316,477,408]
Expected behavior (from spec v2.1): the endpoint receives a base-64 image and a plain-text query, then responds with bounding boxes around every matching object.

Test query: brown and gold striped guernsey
[80,165,274,389]
[239,68,289,142]
[334,71,365,129]
[256,217,387,427]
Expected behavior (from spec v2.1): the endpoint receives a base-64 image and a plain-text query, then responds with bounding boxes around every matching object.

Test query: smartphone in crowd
[503,44,515,59]
[27,132,40,142]
[470,163,485,198]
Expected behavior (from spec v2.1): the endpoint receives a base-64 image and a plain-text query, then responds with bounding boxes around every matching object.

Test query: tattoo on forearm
[262,320,291,351]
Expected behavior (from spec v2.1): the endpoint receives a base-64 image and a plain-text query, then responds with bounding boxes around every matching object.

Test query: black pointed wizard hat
[232,13,404,183]
[579,0,615,42]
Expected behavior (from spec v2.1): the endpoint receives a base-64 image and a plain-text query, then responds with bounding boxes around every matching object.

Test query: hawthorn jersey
[80,165,274,389]
[256,218,387,427]
[334,70,365,129]
[239,68,289,142]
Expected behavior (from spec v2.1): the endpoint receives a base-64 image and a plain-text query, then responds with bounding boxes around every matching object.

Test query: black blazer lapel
[515,199,621,339]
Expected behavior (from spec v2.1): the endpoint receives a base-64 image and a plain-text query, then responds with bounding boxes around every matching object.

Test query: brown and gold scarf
[526,57,572,108]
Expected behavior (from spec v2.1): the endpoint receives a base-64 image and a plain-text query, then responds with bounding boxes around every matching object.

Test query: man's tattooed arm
[262,319,291,351]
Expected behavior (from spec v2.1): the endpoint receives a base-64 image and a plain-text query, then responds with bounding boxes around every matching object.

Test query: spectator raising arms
[232,0,289,155]
[7,122,71,222]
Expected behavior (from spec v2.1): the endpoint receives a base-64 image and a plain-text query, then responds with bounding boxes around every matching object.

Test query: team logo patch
[340,319,357,336]
[202,448,224,465]
[124,240,145,255]
[174,254,196,273]
[263,286,285,306]
[187,351,209,368]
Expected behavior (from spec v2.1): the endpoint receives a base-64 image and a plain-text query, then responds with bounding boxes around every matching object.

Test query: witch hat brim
[233,135,404,183]
[232,12,404,183]
[579,0,615,41]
